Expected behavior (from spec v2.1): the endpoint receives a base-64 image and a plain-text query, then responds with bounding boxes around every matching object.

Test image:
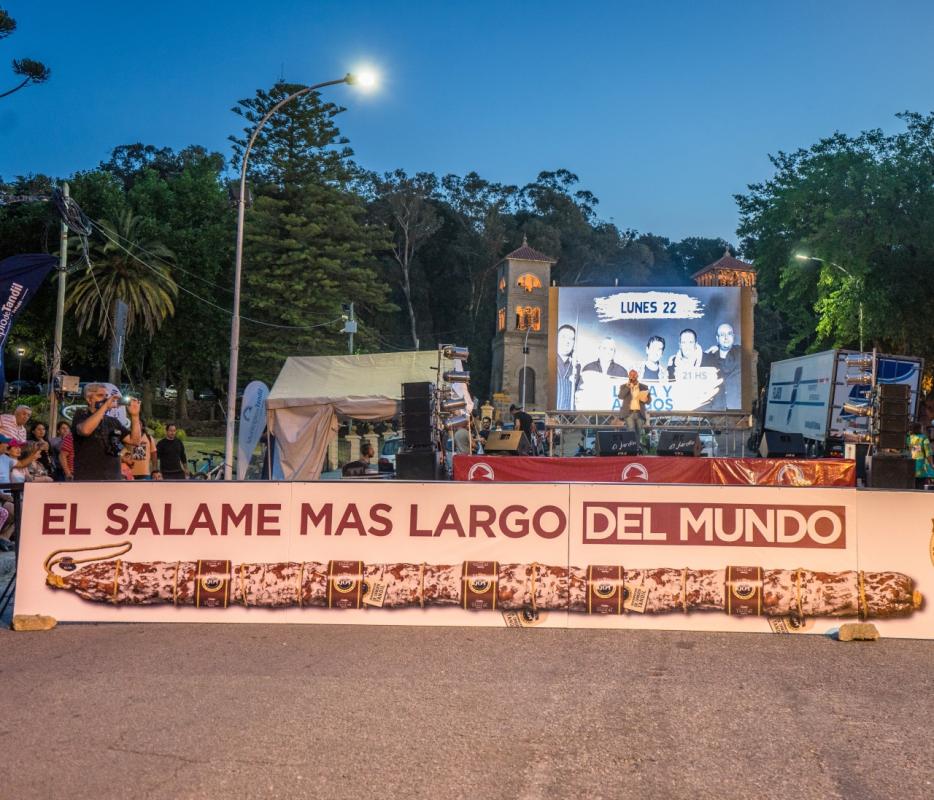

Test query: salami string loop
[858,571,868,620]
[44,541,133,588]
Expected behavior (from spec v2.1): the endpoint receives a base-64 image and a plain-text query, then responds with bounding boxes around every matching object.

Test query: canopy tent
[266,351,438,480]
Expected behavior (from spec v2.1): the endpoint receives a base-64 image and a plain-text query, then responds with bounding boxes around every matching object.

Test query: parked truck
[764,350,923,452]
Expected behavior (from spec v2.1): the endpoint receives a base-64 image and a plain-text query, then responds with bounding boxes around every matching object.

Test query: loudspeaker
[596,430,640,456]
[877,431,908,451]
[866,454,914,489]
[759,430,806,458]
[656,431,701,457]
[402,417,433,448]
[878,414,909,435]
[878,399,910,417]
[483,430,531,455]
[878,383,910,401]
[401,382,433,415]
[402,381,433,399]
[396,449,439,480]
[843,442,870,483]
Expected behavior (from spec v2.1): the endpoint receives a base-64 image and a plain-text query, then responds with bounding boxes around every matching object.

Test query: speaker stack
[401,381,434,449]
[396,344,472,480]
[841,351,915,488]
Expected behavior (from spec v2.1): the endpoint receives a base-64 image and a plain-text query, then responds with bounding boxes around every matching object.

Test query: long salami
[43,544,922,620]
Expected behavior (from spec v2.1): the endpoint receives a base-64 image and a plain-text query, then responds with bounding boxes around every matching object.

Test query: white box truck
[765,350,922,448]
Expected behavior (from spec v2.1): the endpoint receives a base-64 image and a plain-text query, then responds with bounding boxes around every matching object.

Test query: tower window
[497,307,506,332]
[498,276,506,292]
[516,306,541,331]
[516,273,542,292]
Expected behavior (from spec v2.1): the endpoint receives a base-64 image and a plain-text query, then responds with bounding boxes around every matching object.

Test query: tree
[229,82,393,382]
[736,112,934,381]
[0,8,50,99]
[67,209,178,338]
[365,170,441,349]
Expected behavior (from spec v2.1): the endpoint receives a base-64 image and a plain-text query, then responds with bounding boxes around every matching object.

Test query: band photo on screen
[554,287,742,412]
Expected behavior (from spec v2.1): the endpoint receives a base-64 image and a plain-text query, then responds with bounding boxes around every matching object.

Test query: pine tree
[230,83,393,381]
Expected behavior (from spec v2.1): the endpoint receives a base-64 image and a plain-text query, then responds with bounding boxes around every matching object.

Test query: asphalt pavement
[1,619,932,800]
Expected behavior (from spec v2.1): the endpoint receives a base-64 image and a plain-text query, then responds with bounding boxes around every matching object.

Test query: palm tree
[67,210,179,338]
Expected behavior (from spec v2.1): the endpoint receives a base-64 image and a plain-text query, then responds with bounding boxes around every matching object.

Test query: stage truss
[544,411,755,457]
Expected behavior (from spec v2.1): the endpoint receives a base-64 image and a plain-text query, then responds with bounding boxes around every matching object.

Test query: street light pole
[521,325,531,410]
[224,74,362,480]
[15,347,25,391]
[794,254,864,352]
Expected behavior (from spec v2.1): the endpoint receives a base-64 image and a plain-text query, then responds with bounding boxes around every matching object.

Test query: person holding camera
[72,383,141,481]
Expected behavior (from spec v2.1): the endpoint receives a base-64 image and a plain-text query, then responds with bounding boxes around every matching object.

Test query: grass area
[180,436,227,471]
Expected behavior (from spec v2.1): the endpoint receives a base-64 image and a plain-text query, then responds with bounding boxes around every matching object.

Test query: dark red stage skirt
[452,455,855,487]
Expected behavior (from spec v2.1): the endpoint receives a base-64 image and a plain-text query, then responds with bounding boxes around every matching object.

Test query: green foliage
[151,420,186,440]
[0,9,50,99]
[230,82,394,382]
[67,209,178,337]
[737,112,934,377]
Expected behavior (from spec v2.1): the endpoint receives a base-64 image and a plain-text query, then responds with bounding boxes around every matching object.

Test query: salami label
[462,561,498,610]
[726,566,762,616]
[327,560,364,609]
[362,580,388,608]
[587,565,625,615]
[624,584,649,613]
[195,560,231,608]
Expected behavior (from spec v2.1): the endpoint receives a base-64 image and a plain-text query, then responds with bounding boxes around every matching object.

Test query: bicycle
[188,450,226,480]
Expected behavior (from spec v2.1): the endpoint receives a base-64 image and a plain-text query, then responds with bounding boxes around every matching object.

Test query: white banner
[14,482,933,638]
[237,380,269,480]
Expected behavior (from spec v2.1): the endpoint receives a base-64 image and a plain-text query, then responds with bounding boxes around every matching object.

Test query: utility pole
[48,181,68,436]
[342,302,357,355]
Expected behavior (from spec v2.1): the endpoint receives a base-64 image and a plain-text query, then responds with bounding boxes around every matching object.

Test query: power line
[92,225,347,332]
[88,218,235,296]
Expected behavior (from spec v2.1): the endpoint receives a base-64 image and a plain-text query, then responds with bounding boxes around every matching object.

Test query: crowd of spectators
[0,383,192,551]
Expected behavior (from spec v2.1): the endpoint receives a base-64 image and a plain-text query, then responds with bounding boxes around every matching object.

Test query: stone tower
[490,236,556,411]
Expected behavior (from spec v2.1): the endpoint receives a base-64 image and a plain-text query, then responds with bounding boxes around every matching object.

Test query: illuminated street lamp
[224,69,379,480]
[795,254,864,352]
[15,346,25,392]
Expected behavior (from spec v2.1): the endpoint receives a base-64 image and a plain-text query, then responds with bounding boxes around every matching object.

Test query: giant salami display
[44,543,920,621]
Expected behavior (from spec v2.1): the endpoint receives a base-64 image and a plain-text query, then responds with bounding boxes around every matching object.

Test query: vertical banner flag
[238,380,269,479]
[0,254,57,398]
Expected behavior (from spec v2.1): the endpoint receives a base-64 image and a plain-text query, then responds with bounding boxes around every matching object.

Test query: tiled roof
[501,234,556,264]
[691,248,755,278]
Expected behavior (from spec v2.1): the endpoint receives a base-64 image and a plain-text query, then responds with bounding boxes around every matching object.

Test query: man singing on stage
[618,369,650,438]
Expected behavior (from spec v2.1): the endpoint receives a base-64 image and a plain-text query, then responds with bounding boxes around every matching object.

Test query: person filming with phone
[72,383,142,481]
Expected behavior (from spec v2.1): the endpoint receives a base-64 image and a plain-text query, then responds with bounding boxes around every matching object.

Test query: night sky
[3,0,933,241]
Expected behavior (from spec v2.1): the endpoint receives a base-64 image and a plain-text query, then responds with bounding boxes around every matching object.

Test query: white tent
[266,351,437,480]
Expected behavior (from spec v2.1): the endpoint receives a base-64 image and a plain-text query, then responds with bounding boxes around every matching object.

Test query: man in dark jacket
[617,369,650,438]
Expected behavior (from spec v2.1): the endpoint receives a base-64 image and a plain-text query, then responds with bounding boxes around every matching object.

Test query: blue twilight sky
[2,0,933,243]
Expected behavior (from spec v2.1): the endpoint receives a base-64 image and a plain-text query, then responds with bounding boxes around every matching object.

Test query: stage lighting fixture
[842,431,873,444]
[842,402,872,417]
[440,398,467,413]
[443,370,470,384]
[845,374,872,385]
[845,353,873,369]
[442,345,469,361]
[443,414,469,430]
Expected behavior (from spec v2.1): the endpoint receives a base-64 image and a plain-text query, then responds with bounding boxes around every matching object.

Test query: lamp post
[223,71,376,480]
[795,254,864,352]
[15,347,25,393]
[520,325,531,410]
